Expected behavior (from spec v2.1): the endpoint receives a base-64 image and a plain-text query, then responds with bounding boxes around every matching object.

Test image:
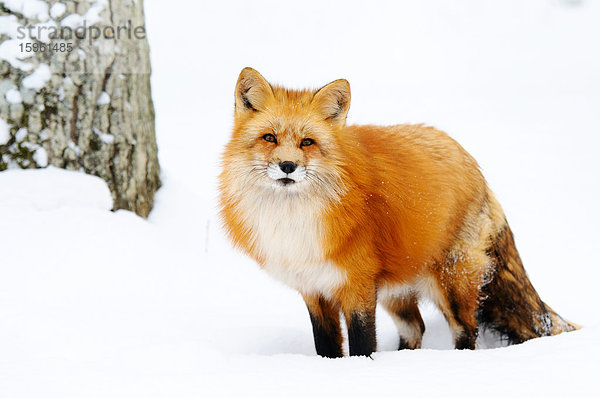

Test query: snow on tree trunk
[0,0,160,217]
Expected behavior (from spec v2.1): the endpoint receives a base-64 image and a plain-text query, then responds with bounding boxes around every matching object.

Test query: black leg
[454,329,477,350]
[308,311,343,358]
[398,337,412,350]
[304,295,343,358]
[346,310,377,357]
[447,293,478,350]
[381,294,425,350]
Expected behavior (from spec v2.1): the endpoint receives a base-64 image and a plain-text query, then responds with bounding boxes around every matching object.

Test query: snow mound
[0,167,112,211]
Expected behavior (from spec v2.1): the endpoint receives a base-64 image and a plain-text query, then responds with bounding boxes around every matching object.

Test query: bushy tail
[546,304,581,334]
[478,223,579,344]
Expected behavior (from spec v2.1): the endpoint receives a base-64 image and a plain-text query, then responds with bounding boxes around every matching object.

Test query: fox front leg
[341,287,377,357]
[304,295,343,358]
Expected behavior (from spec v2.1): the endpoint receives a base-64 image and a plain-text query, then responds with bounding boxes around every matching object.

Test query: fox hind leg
[437,288,480,350]
[427,249,493,350]
[436,288,479,350]
[381,293,425,350]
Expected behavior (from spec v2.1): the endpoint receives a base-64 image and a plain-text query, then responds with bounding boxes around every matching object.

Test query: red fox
[218,67,578,357]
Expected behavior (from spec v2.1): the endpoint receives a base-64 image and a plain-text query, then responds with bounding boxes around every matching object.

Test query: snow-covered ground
[2,168,598,397]
[2,0,600,396]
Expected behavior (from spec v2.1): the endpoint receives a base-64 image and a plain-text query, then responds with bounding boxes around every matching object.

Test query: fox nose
[279,161,297,174]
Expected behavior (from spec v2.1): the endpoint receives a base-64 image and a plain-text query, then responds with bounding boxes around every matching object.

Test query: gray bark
[0,0,160,217]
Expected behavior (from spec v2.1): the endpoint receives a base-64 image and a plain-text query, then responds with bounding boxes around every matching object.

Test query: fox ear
[312,79,351,125]
[235,67,274,115]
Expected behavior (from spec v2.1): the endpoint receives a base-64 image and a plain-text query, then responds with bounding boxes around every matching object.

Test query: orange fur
[219,68,577,357]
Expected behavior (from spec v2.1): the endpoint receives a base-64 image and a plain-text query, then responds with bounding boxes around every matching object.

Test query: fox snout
[266,161,306,185]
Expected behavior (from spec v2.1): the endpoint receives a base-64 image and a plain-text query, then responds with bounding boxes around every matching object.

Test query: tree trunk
[0,0,160,217]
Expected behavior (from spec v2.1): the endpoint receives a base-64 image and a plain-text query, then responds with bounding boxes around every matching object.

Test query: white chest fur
[238,190,347,297]
[262,260,347,298]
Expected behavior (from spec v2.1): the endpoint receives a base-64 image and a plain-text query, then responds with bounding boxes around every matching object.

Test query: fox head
[221,67,350,200]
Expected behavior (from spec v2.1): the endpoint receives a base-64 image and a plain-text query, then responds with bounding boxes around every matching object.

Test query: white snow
[0,167,112,211]
[0,38,34,71]
[82,0,107,26]
[22,63,51,91]
[60,0,106,29]
[67,140,80,156]
[0,15,21,37]
[15,127,27,141]
[38,129,48,141]
[92,127,115,144]
[5,88,22,104]
[57,85,65,100]
[0,168,598,397]
[0,119,11,145]
[0,13,34,71]
[33,146,48,167]
[1,0,599,397]
[96,91,110,105]
[49,2,67,19]
[59,13,84,29]
[2,0,49,21]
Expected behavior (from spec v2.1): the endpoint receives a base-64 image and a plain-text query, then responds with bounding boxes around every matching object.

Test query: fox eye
[300,138,314,147]
[262,133,277,144]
